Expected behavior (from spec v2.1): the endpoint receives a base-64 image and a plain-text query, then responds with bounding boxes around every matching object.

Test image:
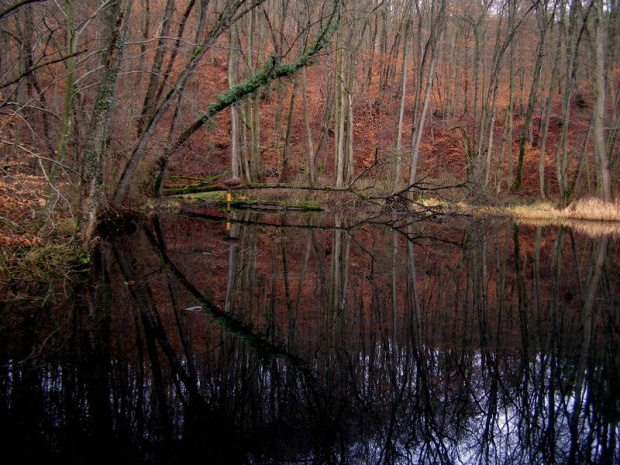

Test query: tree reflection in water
[1,211,618,463]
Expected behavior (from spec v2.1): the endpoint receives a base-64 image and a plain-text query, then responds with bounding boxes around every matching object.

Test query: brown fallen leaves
[0,161,47,247]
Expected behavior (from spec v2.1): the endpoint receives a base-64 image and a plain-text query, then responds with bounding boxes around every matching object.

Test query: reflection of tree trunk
[328,215,350,347]
[111,247,181,445]
[391,220,398,354]
[143,219,314,376]
[242,225,258,321]
[542,229,563,463]
[113,227,203,406]
[533,227,542,342]
[514,224,533,449]
[405,224,451,463]
[407,224,421,346]
[84,247,114,451]
[568,235,609,464]
[291,231,313,347]
[224,214,242,313]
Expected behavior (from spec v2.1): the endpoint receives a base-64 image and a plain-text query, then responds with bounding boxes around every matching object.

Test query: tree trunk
[555,0,590,203]
[281,77,299,182]
[81,1,130,245]
[409,58,435,187]
[44,0,75,216]
[538,19,561,200]
[394,13,411,191]
[592,0,612,201]
[301,68,316,185]
[136,0,175,137]
[513,4,547,192]
[229,25,241,179]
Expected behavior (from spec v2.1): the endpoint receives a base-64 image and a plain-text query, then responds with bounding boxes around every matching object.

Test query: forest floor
[0,160,87,287]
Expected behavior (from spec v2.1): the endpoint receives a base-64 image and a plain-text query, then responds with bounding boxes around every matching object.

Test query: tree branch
[0,48,87,89]
[0,0,48,21]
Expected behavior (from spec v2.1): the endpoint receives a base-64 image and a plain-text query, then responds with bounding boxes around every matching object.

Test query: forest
[1,1,619,461]
[0,0,619,249]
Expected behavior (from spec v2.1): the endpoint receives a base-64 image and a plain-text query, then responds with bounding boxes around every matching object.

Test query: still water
[1,208,619,464]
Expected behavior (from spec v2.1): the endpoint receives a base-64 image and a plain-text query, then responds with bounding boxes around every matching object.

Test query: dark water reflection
[1,209,619,464]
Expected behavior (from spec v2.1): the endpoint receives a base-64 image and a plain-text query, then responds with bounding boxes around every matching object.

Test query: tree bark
[136,0,175,137]
[394,12,411,192]
[592,0,612,201]
[513,2,548,192]
[80,1,130,245]
[301,68,316,185]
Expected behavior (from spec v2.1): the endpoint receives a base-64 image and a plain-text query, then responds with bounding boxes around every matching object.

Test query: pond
[1,208,619,464]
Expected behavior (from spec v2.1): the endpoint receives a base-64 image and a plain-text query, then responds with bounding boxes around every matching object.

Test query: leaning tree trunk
[409,57,435,188]
[113,0,270,206]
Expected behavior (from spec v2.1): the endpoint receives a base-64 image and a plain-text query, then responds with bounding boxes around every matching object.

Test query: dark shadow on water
[1,210,619,463]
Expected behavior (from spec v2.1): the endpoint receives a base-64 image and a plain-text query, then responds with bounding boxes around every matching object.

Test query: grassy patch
[502,198,620,222]
[562,198,620,221]
[1,243,88,284]
[481,198,620,237]
[501,201,561,220]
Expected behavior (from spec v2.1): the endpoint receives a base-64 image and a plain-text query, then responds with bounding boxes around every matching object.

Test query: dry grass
[502,198,620,222]
[497,198,620,238]
[562,197,620,221]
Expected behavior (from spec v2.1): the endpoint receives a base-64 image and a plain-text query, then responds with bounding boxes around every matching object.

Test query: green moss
[164,184,228,195]
[178,191,226,201]
[174,193,322,212]
[168,174,223,183]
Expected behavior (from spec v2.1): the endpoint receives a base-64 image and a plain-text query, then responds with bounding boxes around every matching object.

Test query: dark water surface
[1,209,619,464]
